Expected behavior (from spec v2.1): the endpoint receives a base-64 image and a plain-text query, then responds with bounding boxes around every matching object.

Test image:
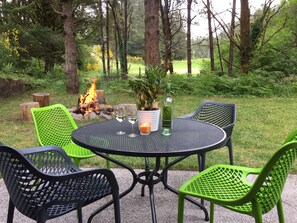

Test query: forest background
[0,0,297,172]
[0,0,296,97]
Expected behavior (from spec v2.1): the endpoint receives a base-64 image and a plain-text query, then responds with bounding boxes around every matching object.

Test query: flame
[79,79,98,114]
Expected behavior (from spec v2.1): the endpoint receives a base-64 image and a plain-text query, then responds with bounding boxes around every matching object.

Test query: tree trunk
[122,0,128,77]
[114,25,120,77]
[109,0,128,79]
[144,0,160,66]
[33,93,50,107]
[240,0,250,74]
[62,0,79,94]
[228,0,236,76]
[99,0,106,76]
[20,102,39,122]
[106,1,111,76]
[44,54,55,74]
[160,0,173,74]
[214,21,223,74]
[206,0,215,71]
[187,0,192,76]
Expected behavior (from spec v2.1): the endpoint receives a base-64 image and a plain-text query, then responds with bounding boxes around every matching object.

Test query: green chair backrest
[246,141,297,214]
[31,104,78,147]
[283,128,297,144]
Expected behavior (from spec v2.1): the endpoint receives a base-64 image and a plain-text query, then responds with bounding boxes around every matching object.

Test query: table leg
[137,157,161,223]
[161,156,209,221]
[87,152,138,223]
[149,157,160,223]
[141,157,150,197]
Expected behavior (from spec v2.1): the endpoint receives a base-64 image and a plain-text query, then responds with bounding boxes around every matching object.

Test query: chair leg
[276,199,285,223]
[37,210,47,223]
[227,139,234,165]
[77,207,83,223]
[113,192,121,223]
[177,193,185,223]
[163,157,169,184]
[7,199,15,223]
[210,202,214,223]
[73,157,80,167]
[197,153,206,172]
[197,153,206,205]
[252,201,263,223]
[106,154,110,169]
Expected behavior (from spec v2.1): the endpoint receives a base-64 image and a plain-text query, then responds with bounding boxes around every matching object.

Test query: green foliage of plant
[129,66,167,110]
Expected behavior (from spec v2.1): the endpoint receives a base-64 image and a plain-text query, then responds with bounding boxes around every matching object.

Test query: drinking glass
[127,106,138,137]
[114,105,126,135]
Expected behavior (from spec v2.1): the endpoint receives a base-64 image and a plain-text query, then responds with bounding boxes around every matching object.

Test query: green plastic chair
[31,104,99,167]
[283,128,297,144]
[177,140,297,223]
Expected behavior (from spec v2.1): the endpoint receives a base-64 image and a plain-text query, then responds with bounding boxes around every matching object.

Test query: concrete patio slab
[0,169,296,223]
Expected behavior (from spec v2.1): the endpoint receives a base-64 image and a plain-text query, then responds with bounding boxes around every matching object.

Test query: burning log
[72,79,112,119]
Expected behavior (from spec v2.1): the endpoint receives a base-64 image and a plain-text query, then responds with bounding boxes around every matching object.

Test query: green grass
[173,58,205,74]
[1,89,297,173]
[114,58,206,75]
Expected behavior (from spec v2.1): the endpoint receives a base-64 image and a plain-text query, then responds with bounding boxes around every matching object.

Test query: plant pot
[137,109,160,132]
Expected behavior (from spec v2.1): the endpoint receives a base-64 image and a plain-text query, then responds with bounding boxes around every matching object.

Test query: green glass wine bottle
[162,83,173,136]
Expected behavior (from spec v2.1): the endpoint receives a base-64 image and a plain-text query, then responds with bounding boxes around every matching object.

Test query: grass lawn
[1,88,297,173]
[118,58,205,75]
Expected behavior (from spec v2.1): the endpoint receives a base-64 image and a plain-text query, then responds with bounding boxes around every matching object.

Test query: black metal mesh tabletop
[72,119,226,157]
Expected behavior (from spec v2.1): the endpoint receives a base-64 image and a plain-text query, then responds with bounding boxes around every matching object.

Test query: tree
[99,0,106,75]
[186,0,193,75]
[54,0,79,93]
[160,0,183,74]
[0,0,64,73]
[240,0,250,74]
[206,0,215,71]
[109,0,131,79]
[228,0,236,76]
[144,0,160,66]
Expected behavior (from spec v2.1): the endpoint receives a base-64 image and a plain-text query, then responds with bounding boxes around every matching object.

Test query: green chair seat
[31,104,97,167]
[178,131,297,223]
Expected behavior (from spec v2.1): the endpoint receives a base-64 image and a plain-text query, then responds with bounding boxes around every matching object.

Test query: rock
[99,113,113,120]
[71,113,83,120]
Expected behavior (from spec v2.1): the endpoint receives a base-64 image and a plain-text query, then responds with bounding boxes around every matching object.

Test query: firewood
[32,93,50,107]
[96,90,106,104]
[20,102,39,122]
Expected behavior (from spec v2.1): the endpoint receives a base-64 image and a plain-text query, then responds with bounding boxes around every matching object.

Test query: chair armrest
[222,123,235,138]
[39,167,119,207]
[20,146,81,174]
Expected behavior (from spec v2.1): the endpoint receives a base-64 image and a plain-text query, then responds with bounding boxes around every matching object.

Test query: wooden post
[33,93,50,107]
[96,90,106,104]
[20,102,39,122]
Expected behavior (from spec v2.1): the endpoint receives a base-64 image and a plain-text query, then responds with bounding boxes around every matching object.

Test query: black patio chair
[177,100,236,171]
[0,145,121,223]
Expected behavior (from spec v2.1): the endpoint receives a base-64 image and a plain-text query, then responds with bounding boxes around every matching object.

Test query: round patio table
[72,118,226,223]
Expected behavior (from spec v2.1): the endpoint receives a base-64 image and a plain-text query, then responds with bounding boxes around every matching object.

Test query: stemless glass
[127,105,138,137]
[114,105,126,135]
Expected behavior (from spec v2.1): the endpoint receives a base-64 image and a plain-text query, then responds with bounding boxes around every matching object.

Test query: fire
[78,79,99,114]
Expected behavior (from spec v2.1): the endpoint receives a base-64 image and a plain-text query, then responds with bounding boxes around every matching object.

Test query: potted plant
[129,65,167,131]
